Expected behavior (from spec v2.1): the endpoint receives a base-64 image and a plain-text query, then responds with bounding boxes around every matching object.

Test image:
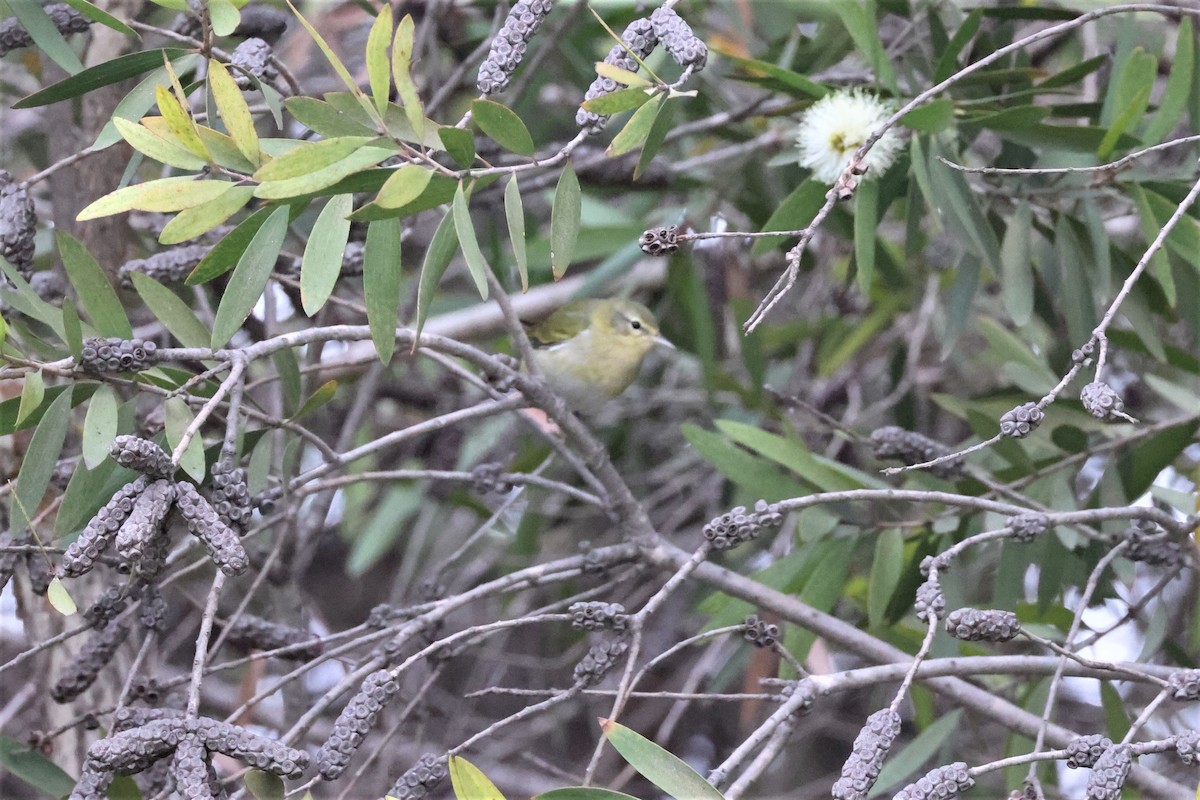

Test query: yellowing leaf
[375,164,434,209]
[159,185,255,245]
[595,61,650,88]
[208,59,261,167]
[113,116,207,170]
[448,756,506,800]
[367,4,393,116]
[154,84,208,160]
[47,577,78,616]
[253,136,375,182]
[78,178,235,220]
[253,146,396,200]
[391,15,424,141]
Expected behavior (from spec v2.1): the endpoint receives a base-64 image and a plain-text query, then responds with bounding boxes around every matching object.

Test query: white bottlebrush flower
[796,89,904,184]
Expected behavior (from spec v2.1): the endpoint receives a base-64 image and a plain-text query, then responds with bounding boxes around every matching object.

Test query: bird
[523,298,673,416]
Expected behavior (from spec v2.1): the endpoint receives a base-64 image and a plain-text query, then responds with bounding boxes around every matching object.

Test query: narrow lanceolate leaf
[580,87,653,116]
[154,85,208,160]
[636,96,675,180]
[452,183,489,299]
[93,56,203,151]
[243,770,284,800]
[594,62,651,88]
[364,218,403,364]
[254,136,375,182]
[375,165,434,209]
[113,116,207,170]
[550,164,581,280]
[131,273,211,348]
[82,385,119,469]
[414,208,458,344]
[1144,17,1194,145]
[187,205,273,285]
[208,59,261,167]
[47,578,77,616]
[471,99,535,156]
[14,48,189,109]
[367,4,394,117]
[9,2,84,74]
[599,720,725,800]
[16,371,45,427]
[285,0,365,102]
[59,0,137,36]
[208,0,240,36]
[439,126,475,168]
[254,146,396,200]
[301,194,354,316]
[853,178,878,295]
[1000,200,1034,326]
[77,178,234,220]
[57,232,132,337]
[447,755,506,800]
[391,15,424,141]
[534,790,641,800]
[607,93,663,157]
[504,176,528,291]
[12,389,72,535]
[211,205,290,348]
[165,396,205,482]
[62,301,83,357]
[158,185,255,245]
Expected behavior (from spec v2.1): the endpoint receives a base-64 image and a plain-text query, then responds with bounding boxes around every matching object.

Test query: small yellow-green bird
[524,298,672,415]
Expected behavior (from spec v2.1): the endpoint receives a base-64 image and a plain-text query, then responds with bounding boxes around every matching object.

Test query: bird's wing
[523,300,600,347]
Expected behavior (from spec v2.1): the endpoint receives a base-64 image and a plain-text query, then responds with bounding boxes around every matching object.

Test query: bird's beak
[654,334,676,350]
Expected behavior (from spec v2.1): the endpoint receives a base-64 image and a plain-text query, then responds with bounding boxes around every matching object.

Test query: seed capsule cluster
[914,580,945,622]
[176,482,251,576]
[115,480,176,562]
[231,37,277,89]
[476,0,553,94]
[1065,734,1112,769]
[1085,743,1131,800]
[1168,669,1200,701]
[1123,519,1185,567]
[944,608,1021,642]
[649,7,707,69]
[112,436,176,480]
[0,169,37,276]
[137,584,170,632]
[0,4,91,58]
[1007,513,1049,543]
[389,753,448,799]
[999,402,1044,439]
[1175,731,1200,764]
[222,614,323,661]
[743,614,780,647]
[573,638,629,687]
[51,620,131,703]
[208,459,253,528]
[639,225,679,256]
[173,3,289,43]
[891,762,974,800]
[119,244,209,288]
[0,533,16,592]
[25,543,52,594]
[79,337,159,374]
[702,500,785,550]
[316,669,400,780]
[1080,382,1133,422]
[570,601,629,632]
[869,426,962,479]
[832,708,901,800]
[577,18,658,131]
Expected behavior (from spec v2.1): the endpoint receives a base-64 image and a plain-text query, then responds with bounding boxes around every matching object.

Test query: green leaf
[62,301,83,358]
[77,177,234,221]
[15,48,189,109]
[300,194,354,316]
[594,61,651,88]
[57,232,132,337]
[284,96,376,138]
[0,735,76,797]
[1144,18,1194,144]
[999,201,1033,326]
[853,178,878,294]
[0,261,67,339]
[535,791,640,800]
[413,208,458,343]
[159,185,255,245]
[941,253,980,358]
[59,0,137,36]
[391,14,424,141]
[211,205,289,348]
[452,183,489,299]
[868,529,904,630]
[12,388,72,535]
[364,218,404,364]
[255,146,396,200]
[471,99,535,156]
[714,420,872,491]
[190,123,257,173]
[132,272,211,348]
[353,173,458,221]
[581,86,653,115]
[751,180,826,256]
[347,480,424,574]
[9,1,84,74]
[439,126,476,168]
[165,396,205,482]
[254,136,375,182]
[832,1,896,92]
[550,164,580,280]
[871,710,963,795]
[681,423,806,502]
[607,93,664,157]
[113,116,208,170]
[208,59,261,167]
[367,4,393,116]
[504,176,528,291]
[448,755,506,800]
[47,577,78,616]
[928,145,1000,272]
[17,370,45,427]
[208,0,241,36]
[154,84,209,160]
[711,46,827,99]
[1098,47,1156,158]
[292,380,338,420]
[187,205,274,285]
[600,720,725,800]
[82,385,119,469]
[636,95,675,180]
[244,770,285,800]
[375,165,434,209]
[285,0,366,102]
[273,349,302,415]
[933,9,982,83]
[93,56,201,150]
[900,99,954,133]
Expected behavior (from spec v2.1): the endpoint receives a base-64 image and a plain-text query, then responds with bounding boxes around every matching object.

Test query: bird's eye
[630,320,642,330]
